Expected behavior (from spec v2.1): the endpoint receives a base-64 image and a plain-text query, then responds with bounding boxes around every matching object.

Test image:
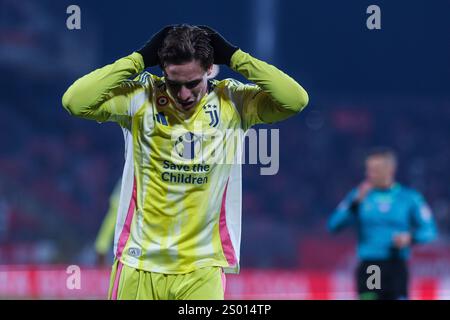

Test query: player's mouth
[177,100,195,111]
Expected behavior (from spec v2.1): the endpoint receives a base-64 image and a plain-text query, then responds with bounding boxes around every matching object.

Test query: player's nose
[177,86,191,101]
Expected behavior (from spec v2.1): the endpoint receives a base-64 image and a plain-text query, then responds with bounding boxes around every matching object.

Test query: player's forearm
[62,52,145,117]
[327,210,354,233]
[230,50,309,114]
[412,225,438,244]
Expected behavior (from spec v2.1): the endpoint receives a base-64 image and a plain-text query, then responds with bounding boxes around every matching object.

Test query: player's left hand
[393,232,412,248]
[198,25,239,66]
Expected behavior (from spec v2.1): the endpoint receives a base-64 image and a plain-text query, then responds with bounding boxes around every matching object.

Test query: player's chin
[177,101,195,111]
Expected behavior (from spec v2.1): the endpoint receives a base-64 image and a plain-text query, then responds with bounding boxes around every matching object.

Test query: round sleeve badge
[157,96,169,106]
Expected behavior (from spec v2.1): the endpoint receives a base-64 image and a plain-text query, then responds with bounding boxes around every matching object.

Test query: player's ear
[206,64,220,80]
[206,64,213,76]
[160,61,169,76]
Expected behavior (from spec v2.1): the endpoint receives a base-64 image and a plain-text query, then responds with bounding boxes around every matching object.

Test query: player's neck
[375,180,395,190]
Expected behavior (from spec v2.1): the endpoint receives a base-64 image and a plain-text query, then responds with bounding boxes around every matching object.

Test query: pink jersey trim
[219,181,237,266]
[221,270,227,293]
[115,177,137,259]
[111,261,124,300]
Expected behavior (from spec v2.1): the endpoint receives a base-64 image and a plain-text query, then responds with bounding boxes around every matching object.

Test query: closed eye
[166,79,202,89]
[185,80,202,89]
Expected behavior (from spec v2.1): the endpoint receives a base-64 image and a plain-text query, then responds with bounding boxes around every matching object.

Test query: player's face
[365,156,396,188]
[164,60,212,113]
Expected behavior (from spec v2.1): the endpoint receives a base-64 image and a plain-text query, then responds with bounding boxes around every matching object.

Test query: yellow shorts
[108,259,226,300]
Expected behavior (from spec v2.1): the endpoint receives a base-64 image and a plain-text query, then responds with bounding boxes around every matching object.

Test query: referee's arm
[410,194,438,244]
[328,190,359,233]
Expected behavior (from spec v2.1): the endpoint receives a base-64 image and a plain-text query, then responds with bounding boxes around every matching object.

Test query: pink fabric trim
[116,178,136,259]
[115,177,137,259]
[111,261,124,300]
[219,181,237,266]
[221,270,227,293]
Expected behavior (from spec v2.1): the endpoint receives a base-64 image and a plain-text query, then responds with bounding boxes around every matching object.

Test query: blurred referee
[328,147,437,300]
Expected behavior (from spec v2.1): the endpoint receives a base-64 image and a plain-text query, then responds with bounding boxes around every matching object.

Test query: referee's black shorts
[356,259,409,300]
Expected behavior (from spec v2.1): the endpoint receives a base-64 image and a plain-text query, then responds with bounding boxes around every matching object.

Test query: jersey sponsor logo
[161,160,210,185]
[203,104,219,127]
[128,247,142,257]
[174,132,202,160]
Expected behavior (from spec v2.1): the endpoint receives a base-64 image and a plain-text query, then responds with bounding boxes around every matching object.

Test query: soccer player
[328,148,437,300]
[62,25,309,300]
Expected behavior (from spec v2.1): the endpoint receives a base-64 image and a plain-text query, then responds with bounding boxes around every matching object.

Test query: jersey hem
[118,255,237,275]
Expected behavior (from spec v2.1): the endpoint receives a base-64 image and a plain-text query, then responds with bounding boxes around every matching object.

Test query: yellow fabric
[62,52,146,127]
[230,50,309,125]
[62,49,309,275]
[108,259,224,300]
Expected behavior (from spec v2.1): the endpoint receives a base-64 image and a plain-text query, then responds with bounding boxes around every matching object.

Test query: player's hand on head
[356,180,373,202]
[137,25,176,68]
[198,25,239,66]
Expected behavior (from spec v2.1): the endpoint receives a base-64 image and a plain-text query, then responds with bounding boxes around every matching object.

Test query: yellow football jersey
[62,50,309,274]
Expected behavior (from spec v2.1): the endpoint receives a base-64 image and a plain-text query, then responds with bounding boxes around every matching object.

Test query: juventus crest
[203,104,219,127]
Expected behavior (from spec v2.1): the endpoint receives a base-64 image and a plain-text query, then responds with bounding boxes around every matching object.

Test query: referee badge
[420,205,432,221]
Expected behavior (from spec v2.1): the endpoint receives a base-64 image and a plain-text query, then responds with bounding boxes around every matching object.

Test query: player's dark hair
[366,147,397,166]
[158,24,213,70]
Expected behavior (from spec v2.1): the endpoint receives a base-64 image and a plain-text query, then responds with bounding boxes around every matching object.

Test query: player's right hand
[356,180,373,202]
[137,25,175,68]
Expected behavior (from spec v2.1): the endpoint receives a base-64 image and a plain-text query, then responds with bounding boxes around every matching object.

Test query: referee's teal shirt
[328,183,438,260]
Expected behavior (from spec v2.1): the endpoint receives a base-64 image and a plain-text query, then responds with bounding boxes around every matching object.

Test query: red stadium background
[1,238,449,299]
